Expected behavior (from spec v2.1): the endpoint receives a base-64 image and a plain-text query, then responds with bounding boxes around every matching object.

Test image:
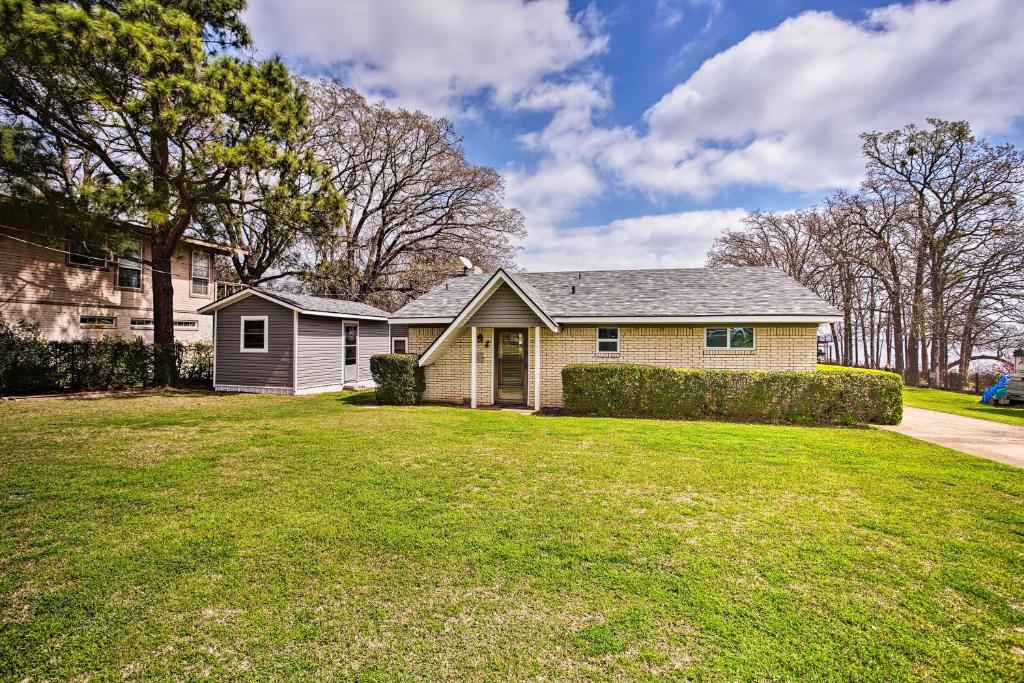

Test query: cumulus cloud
[243,0,607,115]
[518,209,747,271]
[605,0,1024,194]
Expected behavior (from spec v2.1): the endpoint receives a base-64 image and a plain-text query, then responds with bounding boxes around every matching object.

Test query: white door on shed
[343,322,358,382]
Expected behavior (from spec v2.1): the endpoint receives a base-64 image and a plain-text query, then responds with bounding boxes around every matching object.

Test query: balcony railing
[216,281,248,300]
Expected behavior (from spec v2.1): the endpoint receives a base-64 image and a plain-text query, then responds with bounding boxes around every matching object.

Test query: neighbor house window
[174,320,198,330]
[240,316,268,352]
[596,327,619,353]
[130,318,153,329]
[705,327,755,349]
[191,250,211,296]
[392,337,408,353]
[116,240,143,290]
[67,231,107,268]
[80,315,116,328]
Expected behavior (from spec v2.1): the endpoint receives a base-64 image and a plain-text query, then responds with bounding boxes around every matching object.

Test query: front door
[343,322,358,382]
[494,329,527,404]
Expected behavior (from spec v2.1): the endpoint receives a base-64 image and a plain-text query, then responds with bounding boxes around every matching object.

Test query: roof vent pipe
[571,285,576,294]
[577,272,582,279]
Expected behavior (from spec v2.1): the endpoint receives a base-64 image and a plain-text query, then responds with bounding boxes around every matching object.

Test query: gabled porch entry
[417,270,559,410]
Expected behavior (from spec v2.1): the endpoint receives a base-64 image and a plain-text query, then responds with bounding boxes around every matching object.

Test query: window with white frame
[80,315,116,328]
[596,327,619,353]
[174,320,198,330]
[116,239,143,290]
[130,318,153,329]
[392,337,408,353]
[705,327,755,349]
[191,250,211,296]
[240,316,268,352]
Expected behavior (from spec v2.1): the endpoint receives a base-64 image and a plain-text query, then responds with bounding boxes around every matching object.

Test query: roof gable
[418,270,558,366]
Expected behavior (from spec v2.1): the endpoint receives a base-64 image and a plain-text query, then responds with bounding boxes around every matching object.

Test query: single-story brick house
[390,267,841,409]
[199,287,391,395]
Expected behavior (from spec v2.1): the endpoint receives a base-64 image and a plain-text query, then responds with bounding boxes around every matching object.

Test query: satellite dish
[458,256,473,270]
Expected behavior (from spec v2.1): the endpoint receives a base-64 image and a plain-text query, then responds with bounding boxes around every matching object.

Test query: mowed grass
[903,386,1024,427]
[1,392,1023,681]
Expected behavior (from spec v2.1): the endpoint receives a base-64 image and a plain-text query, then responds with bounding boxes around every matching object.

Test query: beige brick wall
[412,323,818,408]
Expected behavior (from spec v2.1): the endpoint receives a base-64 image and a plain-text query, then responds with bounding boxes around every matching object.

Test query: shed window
[240,316,268,352]
[191,250,211,296]
[392,338,408,353]
[116,240,143,290]
[596,327,619,353]
[705,327,755,349]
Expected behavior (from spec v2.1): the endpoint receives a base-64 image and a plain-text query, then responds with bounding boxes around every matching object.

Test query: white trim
[212,310,218,386]
[595,326,620,354]
[293,310,298,388]
[389,317,453,325]
[555,315,840,324]
[198,288,388,321]
[489,328,495,405]
[534,326,540,410]
[215,384,293,395]
[391,337,409,353]
[418,270,558,367]
[470,326,478,408]
[239,315,269,353]
[343,321,359,383]
[295,383,345,396]
[703,326,757,350]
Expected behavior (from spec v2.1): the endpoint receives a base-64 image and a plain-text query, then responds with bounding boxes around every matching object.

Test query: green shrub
[0,313,213,395]
[176,341,213,385]
[370,353,425,405]
[562,364,903,425]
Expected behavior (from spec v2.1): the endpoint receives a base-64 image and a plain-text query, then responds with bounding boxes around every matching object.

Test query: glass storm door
[343,323,358,382]
[495,329,527,404]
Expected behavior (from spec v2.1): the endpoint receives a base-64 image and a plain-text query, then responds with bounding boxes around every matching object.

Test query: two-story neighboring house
[0,214,237,342]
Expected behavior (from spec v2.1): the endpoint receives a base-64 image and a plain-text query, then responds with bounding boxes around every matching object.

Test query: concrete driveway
[879,406,1024,468]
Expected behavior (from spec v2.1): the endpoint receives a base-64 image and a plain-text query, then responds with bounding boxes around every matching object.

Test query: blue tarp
[980,374,1011,404]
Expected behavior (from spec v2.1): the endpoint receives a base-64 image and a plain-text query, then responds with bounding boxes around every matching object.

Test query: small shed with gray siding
[199,288,391,395]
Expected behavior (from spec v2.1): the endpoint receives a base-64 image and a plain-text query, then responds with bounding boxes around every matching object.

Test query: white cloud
[605,0,1024,195]
[243,0,607,115]
[518,209,747,271]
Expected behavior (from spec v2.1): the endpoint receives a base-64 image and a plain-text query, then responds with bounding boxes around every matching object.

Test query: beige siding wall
[414,323,818,407]
[0,232,215,341]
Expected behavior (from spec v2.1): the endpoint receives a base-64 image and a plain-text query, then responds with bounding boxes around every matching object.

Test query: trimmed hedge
[562,363,903,425]
[370,353,425,405]
[0,315,213,395]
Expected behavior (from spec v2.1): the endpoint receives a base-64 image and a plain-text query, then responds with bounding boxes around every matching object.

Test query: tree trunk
[151,241,176,386]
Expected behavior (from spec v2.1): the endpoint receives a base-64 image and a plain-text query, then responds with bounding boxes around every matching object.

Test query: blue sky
[243,0,1024,270]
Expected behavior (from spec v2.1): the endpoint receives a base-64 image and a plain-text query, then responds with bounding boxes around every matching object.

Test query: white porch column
[534,326,541,410]
[470,326,478,408]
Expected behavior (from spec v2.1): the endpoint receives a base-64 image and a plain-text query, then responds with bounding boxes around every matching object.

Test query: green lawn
[903,386,1024,427]
[1,392,1023,681]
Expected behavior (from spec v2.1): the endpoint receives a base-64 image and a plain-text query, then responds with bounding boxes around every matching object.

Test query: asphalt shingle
[255,288,390,318]
[392,267,839,320]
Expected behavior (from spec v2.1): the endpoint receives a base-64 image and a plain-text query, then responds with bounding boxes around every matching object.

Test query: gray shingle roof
[392,268,840,319]
[255,288,390,319]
